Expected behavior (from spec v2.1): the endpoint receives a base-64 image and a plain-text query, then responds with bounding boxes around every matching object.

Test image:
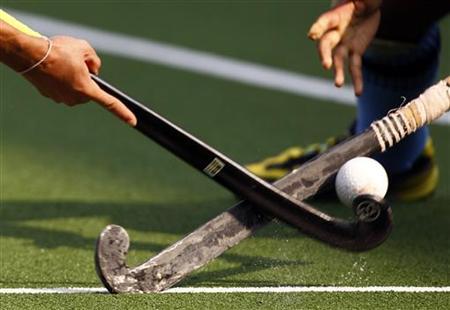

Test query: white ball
[335,157,388,207]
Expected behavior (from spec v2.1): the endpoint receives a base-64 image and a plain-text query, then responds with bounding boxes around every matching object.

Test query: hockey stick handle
[277,77,450,200]
[370,78,449,152]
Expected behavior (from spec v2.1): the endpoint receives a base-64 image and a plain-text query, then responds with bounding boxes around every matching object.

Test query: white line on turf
[7,9,449,126]
[1,286,450,294]
[0,288,108,294]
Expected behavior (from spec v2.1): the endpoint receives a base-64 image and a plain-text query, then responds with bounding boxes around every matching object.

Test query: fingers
[333,45,347,87]
[88,82,137,126]
[314,31,365,94]
[85,53,101,75]
[308,11,340,41]
[317,30,341,69]
[331,48,365,95]
[80,43,136,125]
[84,45,102,75]
[332,48,365,95]
[349,53,363,96]
[25,35,137,122]
[308,1,354,40]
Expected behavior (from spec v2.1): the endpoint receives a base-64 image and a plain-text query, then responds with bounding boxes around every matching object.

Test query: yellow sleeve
[0,9,42,38]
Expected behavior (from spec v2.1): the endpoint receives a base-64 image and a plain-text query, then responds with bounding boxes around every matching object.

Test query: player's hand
[24,36,137,126]
[308,0,382,96]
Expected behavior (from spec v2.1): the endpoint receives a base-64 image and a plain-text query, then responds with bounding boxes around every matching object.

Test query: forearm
[0,21,48,72]
[378,0,450,42]
[331,0,382,13]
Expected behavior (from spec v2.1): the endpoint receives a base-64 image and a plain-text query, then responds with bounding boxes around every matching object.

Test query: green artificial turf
[1,293,450,310]
[1,2,449,309]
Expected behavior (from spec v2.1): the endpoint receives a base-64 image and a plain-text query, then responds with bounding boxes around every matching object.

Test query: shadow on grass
[1,195,449,286]
[2,196,449,252]
[1,198,264,248]
[0,199,309,285]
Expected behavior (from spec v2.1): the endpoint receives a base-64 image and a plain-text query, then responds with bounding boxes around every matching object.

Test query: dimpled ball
[335,157,389,207]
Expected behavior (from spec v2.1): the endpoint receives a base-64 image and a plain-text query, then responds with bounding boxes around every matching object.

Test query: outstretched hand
[308,0,382,96]
[23,36,137,126]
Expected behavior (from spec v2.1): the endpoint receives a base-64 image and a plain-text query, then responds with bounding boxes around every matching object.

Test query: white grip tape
[371,79,450,152]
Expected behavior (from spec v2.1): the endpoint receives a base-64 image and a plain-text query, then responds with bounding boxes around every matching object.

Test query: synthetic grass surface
[1,2,449,309]
[2,293,450,310]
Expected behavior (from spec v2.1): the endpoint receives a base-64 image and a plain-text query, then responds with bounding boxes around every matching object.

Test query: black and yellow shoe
[388,139,439,201]
[246,136,439,201]
[245,135,347,183]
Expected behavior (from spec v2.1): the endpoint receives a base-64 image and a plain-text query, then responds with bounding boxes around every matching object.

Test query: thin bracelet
[19,36,53,75]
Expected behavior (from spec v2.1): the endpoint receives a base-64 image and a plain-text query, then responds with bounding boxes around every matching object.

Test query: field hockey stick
[92,74,393,249]
[94,76,449,293]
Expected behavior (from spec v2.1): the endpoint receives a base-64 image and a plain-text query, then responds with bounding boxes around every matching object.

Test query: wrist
[1,31,49,72]
[353,0,382,17]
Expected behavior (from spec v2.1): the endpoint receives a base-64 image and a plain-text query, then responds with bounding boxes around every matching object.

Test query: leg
[355,0,448,198]
[356,24,441,174]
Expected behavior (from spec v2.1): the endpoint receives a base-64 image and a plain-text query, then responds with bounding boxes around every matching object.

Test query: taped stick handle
[371,77,450,151]
[278,77,449,202]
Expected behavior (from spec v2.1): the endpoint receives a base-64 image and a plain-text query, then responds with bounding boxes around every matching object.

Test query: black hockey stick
[94,76,449,293]
[92,75,391,247]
